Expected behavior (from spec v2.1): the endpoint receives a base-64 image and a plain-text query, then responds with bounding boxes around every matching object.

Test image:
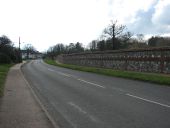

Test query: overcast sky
[0,0,170,51]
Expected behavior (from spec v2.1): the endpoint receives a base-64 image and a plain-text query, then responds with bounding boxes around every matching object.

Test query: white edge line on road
[126,93,170,108]
[78,79,105,89]
[20,69,60,128]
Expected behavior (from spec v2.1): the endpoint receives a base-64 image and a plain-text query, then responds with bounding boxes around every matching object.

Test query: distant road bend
[22,60,170,128]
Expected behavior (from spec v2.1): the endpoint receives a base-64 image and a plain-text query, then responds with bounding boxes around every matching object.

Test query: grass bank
[0,64,12,97]
[44,59,170,86]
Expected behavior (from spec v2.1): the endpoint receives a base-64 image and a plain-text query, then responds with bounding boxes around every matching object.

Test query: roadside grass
[0,64,12,97]
[44,59,170,86]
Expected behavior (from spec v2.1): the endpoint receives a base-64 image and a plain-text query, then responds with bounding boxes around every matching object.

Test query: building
[21,50,43,60]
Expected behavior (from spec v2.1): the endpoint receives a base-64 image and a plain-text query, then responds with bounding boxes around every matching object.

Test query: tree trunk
[112,26,115,50]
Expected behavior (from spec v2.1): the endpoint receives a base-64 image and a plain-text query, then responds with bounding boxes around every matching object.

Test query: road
[22,60,170,128]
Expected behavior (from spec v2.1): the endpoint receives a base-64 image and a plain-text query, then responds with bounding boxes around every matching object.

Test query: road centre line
[68,102,100,123]
[47,68,54,72]
[78,78,105,89]
[111,87,126,93]
[126,93,170,108]
[48,68,105,88]
[47,67,170,109]
[57,72,71,77]
[68,102,87,114]
[47,68,71,77]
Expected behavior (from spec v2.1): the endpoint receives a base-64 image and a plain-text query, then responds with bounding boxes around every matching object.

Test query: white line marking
[126,93,170,108]
[68,102,100,123]
[21,70,59,128]
[57,72,71,77]
[111,87,126,93]
[47,68,71,77]
[78,79,105,88]
[51,103,78,128]
[47,68,54,72]
[48,68,105,88]
[68,102,87,114]
[88,115,99,123]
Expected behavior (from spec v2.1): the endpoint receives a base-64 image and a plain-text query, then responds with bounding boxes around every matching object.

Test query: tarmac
[0,63,55,128]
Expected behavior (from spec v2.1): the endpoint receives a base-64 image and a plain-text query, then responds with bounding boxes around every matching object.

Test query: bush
[0,53,12,64]
[0,64,12,97]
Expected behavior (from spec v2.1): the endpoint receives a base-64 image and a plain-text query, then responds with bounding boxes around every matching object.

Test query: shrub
[0,53,12,64]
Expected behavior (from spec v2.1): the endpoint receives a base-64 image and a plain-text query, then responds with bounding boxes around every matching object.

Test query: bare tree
[103,20,126,50]
[89,40,97,51]
[23,44,36,59]
[137,34,144,42]
[121,32,133,42]
[23,44,36,51]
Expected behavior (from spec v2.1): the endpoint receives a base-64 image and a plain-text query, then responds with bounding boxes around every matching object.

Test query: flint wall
[57,47,170,73]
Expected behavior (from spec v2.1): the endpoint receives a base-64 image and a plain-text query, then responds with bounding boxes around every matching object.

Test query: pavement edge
[19,62,60,128]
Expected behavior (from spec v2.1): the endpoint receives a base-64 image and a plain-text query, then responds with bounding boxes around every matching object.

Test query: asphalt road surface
[22,60,170,128]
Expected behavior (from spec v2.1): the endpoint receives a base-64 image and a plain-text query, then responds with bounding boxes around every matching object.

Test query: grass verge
[44,59,170,86]
[0,64,12,97]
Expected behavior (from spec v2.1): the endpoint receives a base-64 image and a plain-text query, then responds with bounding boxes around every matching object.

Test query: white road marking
[57,71,71,77]
[47,68,71,77]
[78,78,105,88]
[88,115,99,123]
[68,102,100,123]
[111,87,126,93]
[47,68,54,72]
[51,103,78,128]
[126,93,170,108]
[47,68,105,88]
[68,102,87,114]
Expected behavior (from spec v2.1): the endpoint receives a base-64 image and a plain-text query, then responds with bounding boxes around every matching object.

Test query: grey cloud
[127,0,170,35]
[152,4,170,25]
[127,7,155,34]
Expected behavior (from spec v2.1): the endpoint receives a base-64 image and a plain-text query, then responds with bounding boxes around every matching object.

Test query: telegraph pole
[19,37,21,50]
[19,37,22,62]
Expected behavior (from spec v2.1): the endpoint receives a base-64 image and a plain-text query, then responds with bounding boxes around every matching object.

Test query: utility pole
[19,37,21,50]
[19,37,22,62]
